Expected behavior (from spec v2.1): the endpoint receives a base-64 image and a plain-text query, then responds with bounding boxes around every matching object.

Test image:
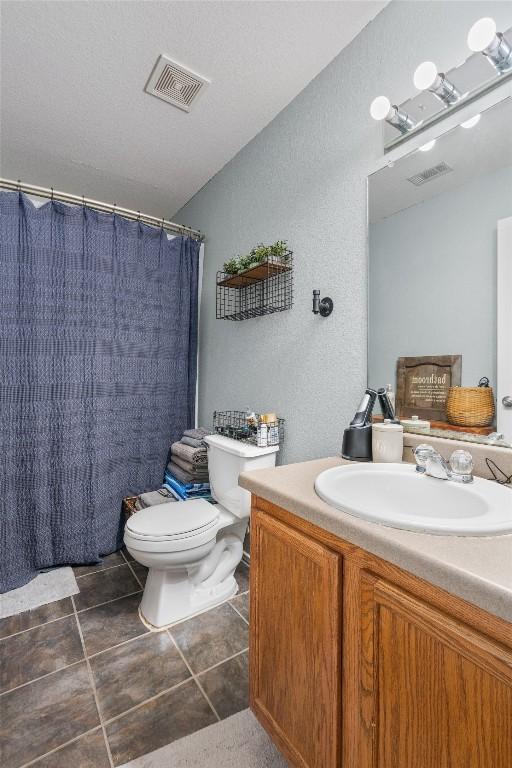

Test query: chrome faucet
[413,444,474,483]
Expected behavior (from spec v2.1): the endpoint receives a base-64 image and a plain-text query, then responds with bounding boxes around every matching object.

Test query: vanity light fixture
[369,96,417,133]
[413,61,461,105]
[467,17,512,73]
[418,139,436,152]
[460,113,481,129]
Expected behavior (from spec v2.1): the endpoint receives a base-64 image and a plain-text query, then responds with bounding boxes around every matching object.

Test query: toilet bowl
[124,434,278,628]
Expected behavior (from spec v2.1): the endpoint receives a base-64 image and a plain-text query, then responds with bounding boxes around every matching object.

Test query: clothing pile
[164,427,213,501]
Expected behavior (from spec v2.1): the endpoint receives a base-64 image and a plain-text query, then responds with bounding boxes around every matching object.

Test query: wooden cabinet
[250,510,342,768]
[357,572,512,768]
[250,498,512,768]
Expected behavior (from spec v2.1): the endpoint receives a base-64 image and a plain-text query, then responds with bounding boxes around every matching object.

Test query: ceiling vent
[407,161,453,186]
[145,55,209,112]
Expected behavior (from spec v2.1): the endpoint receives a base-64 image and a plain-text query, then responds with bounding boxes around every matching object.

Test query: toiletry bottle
[385,384,396,412]
[268,420,279,446]
[257,419,268,448]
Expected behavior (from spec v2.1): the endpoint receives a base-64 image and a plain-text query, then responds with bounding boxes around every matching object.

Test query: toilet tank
[204,434,278,519]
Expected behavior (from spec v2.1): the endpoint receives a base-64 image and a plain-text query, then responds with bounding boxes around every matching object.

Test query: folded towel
[136,488,175,509]
[168,458,209,483]
[163,478,212,501]
[164,467,210,492]
[162,483,186,501]
[183,427,213,440]
[181,435,206,449]
[171,441,208,466]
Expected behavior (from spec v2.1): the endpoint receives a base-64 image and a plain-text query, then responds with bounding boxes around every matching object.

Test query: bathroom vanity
[240,457,512,768]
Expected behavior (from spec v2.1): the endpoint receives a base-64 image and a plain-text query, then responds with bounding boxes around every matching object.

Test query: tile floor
[0,550,250,768]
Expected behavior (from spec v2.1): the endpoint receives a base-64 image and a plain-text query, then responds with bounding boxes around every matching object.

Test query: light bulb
[370,96,392,121]
[419,139,436,152]
[460,113,481,129]
[413,61,460,104]
[467,17,497,52]
[414,61,439,91]
[466,17,512,73]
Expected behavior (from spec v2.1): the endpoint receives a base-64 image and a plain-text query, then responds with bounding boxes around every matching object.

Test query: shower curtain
[0,192,200,592]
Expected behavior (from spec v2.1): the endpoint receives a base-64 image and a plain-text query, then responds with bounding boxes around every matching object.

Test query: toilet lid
[126,499,219,540]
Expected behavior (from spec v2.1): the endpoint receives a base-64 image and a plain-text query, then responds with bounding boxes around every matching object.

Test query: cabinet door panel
[360,574,512,768]
[250,509,342,768]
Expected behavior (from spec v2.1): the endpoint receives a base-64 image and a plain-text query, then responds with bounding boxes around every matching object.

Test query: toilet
[124,434,278,628]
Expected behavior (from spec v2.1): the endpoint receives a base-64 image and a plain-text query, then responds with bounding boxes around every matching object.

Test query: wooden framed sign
[396,355,462,421]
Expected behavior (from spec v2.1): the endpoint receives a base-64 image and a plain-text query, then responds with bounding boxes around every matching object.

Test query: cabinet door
[359,573,512,768]
[250,508,342,768]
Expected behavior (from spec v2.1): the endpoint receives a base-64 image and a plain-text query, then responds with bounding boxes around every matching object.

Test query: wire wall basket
[213,410,285,446]
[216,252,293,321]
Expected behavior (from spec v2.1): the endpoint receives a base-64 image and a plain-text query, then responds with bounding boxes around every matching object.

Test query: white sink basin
[314,463,512,536]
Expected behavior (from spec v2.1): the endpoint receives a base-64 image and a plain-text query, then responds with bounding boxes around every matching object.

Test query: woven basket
[122,495,138,518]
[446,386,495,427]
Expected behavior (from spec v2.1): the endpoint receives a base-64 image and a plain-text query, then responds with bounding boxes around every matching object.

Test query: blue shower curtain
[0,192,200,592]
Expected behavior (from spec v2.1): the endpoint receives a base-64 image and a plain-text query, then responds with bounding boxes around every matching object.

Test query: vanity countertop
[239,457,512,623]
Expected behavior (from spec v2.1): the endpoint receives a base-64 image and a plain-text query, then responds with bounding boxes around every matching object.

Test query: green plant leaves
[222,240,289,274]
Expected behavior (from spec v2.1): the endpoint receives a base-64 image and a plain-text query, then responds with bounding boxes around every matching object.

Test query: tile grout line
[1,597,249,697]
[121,550,145,590]
[18,726,104,768]
[0,608,77,642]
[53,644,251,730]
[0,606,151,696]
[74,560,128,580]
[228,600,249,626]
[101,676,193,727]
[71,594,116,768]
[19,724,106,768]
[85,626,150,660]
[0,657,85,698]
[75,588,143,615]
[0,582,147,643]
[166,630,221,722]
[195,646,249,678]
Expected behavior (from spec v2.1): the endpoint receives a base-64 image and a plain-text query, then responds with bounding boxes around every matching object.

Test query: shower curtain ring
[17,179,21,192]
[51,187,54,201]
[82,194,85,208]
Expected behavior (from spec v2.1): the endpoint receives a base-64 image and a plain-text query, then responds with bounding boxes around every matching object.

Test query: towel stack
[164,427,213,501]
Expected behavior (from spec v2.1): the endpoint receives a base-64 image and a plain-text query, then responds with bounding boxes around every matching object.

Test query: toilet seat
[126,499,219,541]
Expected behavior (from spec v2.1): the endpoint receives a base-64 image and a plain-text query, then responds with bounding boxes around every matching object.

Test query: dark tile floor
[0,551,250,768]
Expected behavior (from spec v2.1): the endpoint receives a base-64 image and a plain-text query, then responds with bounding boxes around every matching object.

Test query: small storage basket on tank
[216,252,293,321]
[213,410,285,446]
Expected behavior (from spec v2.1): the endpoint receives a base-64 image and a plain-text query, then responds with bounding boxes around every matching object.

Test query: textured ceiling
[0,0,386,220]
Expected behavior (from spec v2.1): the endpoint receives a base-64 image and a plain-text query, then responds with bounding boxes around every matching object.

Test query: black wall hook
[312,289,333,317]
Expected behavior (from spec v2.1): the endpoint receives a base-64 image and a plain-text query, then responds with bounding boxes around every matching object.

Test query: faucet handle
[450,449,474,480]
[413,444,436,473]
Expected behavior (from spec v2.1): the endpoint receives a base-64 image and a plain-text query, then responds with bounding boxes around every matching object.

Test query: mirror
[368,96,512,447]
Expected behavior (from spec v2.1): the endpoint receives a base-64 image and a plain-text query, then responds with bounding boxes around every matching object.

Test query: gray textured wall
[369,164,512,394]
[177,1,512,465]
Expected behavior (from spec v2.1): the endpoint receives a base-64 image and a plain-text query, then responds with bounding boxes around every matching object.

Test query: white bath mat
[0,567,79,619]
[121,709,287,768]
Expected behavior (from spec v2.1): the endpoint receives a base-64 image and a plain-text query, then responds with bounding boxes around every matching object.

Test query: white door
[497,216,512,441]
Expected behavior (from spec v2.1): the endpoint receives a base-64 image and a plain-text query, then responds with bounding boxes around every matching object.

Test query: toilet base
[139,568,239,628]
[139,577,238,630]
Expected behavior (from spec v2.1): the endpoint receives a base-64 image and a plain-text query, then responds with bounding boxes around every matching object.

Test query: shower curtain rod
[0,177,204,241]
